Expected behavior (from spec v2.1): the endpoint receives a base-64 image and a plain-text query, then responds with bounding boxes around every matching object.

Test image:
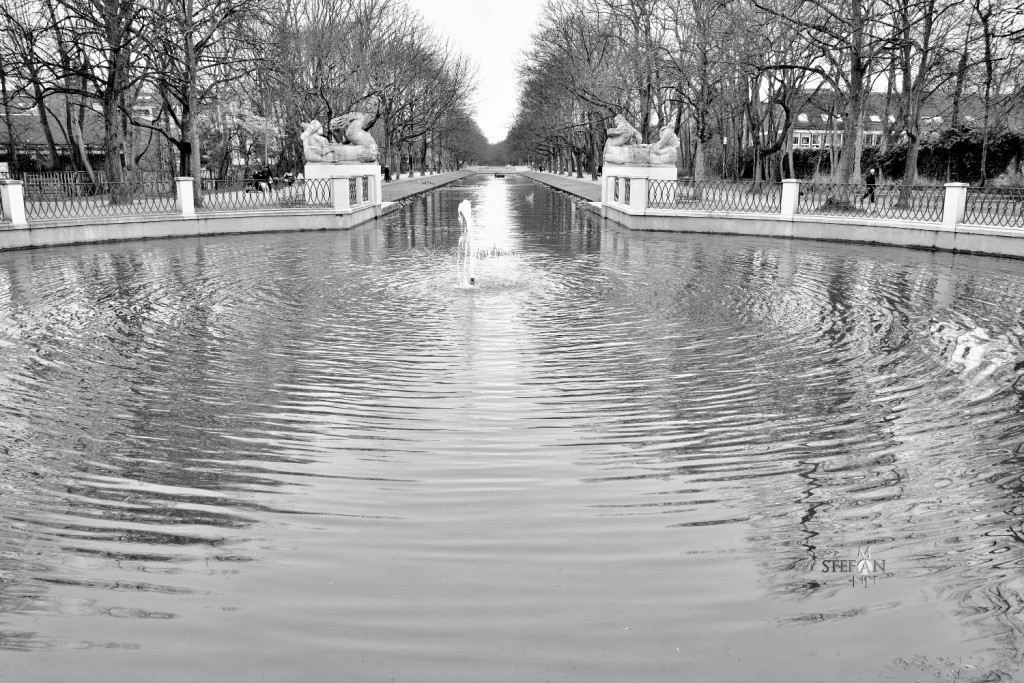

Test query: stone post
[369,173,381,204]
[602,176,614,205]
[356,176,365,204]
[176,177,195,216]
[332,177,350,211]
[943,183,969,227]
[0,179,27,226]
[629,177,648,213]
[781,179,801,218]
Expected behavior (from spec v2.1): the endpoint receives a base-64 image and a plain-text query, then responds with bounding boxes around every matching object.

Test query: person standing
[861,168,877,210]
[383,166,391,183]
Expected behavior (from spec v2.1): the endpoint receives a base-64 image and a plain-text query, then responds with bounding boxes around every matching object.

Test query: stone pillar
[781,179,801,218]
[332,177,350,211]
[356,176,365,204]
[629,177,648,213]
[176,177,195,216]
[943,183,969,227]
[369,173,381,204]
[0,179,27,226]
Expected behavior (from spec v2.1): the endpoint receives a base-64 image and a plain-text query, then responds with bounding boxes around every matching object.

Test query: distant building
[0,93,172,175]
[786,90,1018,152]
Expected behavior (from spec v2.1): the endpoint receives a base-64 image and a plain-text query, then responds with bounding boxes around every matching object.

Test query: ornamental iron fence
[25,178,177,221]
[20,171,172,200]
[964,187,1024,228]
[198,178,331,212]
[798,182,944,222]
[648,179,782,213]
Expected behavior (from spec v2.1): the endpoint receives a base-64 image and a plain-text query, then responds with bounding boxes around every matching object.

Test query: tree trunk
[838,0,867,185]
[693,139,710,182]
[189,112,201,201]
[881,61,895,156]
[103,102,125,184]
[899,0,935,191]
[950,30,971,128]
[979,11,993,186]
[66,92,98,184]
[829,101,839,177]
[904,133,920,187]
[0,73,19,174]
[788,135,796,179]
[853,114,865,182]
[32,82,61,169]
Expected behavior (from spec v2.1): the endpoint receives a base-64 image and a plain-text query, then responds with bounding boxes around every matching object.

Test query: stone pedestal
[601,163,678,211]
[176,177,195,216]
[781,179,800,217]
[943,183,969,227]
[0,179,27,226]
[304,163,382,206]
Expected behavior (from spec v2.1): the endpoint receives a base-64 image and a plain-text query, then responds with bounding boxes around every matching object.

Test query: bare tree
[140,0,264,200]
[888,0,958,187]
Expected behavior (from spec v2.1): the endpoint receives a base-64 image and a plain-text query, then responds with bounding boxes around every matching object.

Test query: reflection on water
[1,175,1024,681]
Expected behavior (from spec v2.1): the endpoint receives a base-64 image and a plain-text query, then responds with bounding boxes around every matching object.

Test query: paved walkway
[520,171,602,202]
[381,170,475,203]
[379,169,603,206]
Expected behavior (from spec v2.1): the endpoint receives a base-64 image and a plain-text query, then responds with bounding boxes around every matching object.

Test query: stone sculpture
[604,114,643,165]
[603,114,677,166]
[301,111,378,164]
[649,125,680,165]
[300,120,336,163]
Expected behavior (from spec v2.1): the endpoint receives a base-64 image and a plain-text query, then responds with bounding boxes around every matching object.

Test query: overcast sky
[406,0,547,144]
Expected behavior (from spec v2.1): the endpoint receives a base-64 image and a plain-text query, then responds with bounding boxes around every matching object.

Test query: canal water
[2,175,1024,681]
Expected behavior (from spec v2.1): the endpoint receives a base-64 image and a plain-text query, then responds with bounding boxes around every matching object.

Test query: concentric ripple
[2,175,1024,681]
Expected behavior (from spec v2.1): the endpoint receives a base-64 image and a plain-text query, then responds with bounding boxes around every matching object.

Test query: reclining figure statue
[603,115,678,166]
[649,125,680,165]
[301,111,378,164]
[604,114,643,164]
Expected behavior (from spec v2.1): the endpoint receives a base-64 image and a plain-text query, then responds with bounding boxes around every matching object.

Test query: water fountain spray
[457,200,476,286]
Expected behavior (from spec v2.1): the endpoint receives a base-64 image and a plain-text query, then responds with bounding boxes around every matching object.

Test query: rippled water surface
[3,175,1024,681]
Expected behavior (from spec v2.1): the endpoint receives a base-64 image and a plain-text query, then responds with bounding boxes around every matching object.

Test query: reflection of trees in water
[384,179,602,256]
[532,232,1024,675]
[729,244,1024,618]
[0,237,368,648]
[725,245,1024,675]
